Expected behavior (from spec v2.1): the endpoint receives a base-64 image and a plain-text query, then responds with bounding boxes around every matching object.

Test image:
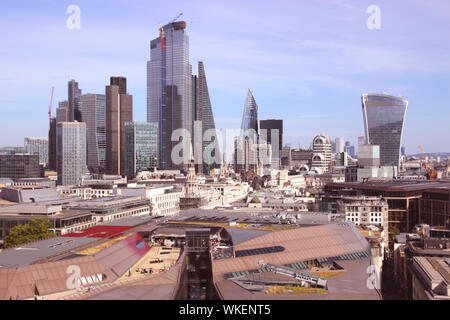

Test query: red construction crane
[418,146,437,180]
[48,86,54,121]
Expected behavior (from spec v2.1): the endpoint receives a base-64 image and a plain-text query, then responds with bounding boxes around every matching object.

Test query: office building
[335,137,345,154]
[148,21,192,170]
[241,89,258,140]
[105,77,133,176]
[260,119,282,169]
[192,62,220,174]
[344,141,355,158]
[56,122,87,186]
[81,94,106,172]
[358,136,366,147]
[362,93,408,169]
[68,79,82,122]
[24,137,48,165]
[0,154,40,179]
[311,133,332,173]
[291,148,312,171]
[124,122,158,178]
[48,117,57,171]
[56,101,69,123]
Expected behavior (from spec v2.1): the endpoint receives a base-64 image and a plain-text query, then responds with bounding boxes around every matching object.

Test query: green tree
[4,218,54,248]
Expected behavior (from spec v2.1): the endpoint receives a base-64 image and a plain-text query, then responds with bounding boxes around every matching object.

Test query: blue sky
[0,0,449,154]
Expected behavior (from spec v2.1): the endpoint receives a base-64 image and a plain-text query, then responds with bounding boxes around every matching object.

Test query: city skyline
[1,0,449,153]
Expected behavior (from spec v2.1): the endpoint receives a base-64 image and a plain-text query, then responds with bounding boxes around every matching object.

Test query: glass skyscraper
[241,89,258,140]
[147,21,192,170]
[81,94,106,172]
[361,93,408,169]
[192,62,221,173]
[56,122,87,186]
[125,122,158,178]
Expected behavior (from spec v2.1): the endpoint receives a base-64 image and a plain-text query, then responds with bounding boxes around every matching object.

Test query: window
[235,246,285,258]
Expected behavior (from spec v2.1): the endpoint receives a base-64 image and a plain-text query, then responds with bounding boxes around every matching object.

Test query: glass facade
[81,94,106,172]
[24,137,48,164]
[362,94,408,169]
[193,62,221,173]
[124,122,158,178]
[241,89,258,140]
[56,122,87,186]
[147,21,191,169]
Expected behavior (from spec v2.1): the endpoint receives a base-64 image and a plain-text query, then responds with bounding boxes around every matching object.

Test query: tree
[4,218,54,248]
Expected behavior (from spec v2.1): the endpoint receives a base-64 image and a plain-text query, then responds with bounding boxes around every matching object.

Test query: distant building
[192,62,221,174]
[358,136,366,147]
[0,154,40,180]
[56,101,69,123]
[105,77,133,176]
[241,89,258,140]
[361,93,408,169]
[124,122,158,179]
[335,137,345,153]
[48,117,57,171]
[291,148,312,171]
[68,79,82,122]
[311,133,332,173]
[24,137,48,165]
[56,122,87,186]
[280,146,291,168]
[260,119,282,170]
[81,93,106,172]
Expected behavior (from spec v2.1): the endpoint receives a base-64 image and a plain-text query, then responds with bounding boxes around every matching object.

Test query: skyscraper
[235,90,259,174]
[56,122,87,186]
[260,119,283,169]
[56,101,69,123]
[105,77,133,176]
[124,122,158,178]
[241,89,258,139]
[81,94,106,172]
[24,137,48,165]
[335,137,345,153]
[68,80,82,122]
[361,93,408,169]
[147,21,192,170]
[48,117,57,171]
[193,62,220,174]
[311,133,332,173]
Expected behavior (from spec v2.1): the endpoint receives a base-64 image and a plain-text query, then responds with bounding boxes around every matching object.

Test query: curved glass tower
[361,93,408,169]
[241,89,258,140]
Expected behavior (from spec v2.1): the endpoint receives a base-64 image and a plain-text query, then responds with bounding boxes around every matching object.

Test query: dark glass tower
[105,77,133,176]
[68,79,82,122]
[193,62,221,174]
[361,93,408,169]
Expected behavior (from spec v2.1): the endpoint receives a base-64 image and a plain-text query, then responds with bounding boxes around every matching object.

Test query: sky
[0,0,449,155]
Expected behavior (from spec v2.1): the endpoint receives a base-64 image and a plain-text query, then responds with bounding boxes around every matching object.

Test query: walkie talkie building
[361,93,408,169]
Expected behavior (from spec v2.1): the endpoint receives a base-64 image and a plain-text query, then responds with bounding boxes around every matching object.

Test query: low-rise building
[117,185,181,216]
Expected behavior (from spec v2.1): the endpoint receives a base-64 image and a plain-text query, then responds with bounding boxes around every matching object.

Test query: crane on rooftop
[48,86,54,122]
[418,146,437,180]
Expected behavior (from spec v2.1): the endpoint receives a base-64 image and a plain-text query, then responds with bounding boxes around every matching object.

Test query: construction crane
[418,146,437,180]
[48,86,54,121]
[169,13,183,23]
